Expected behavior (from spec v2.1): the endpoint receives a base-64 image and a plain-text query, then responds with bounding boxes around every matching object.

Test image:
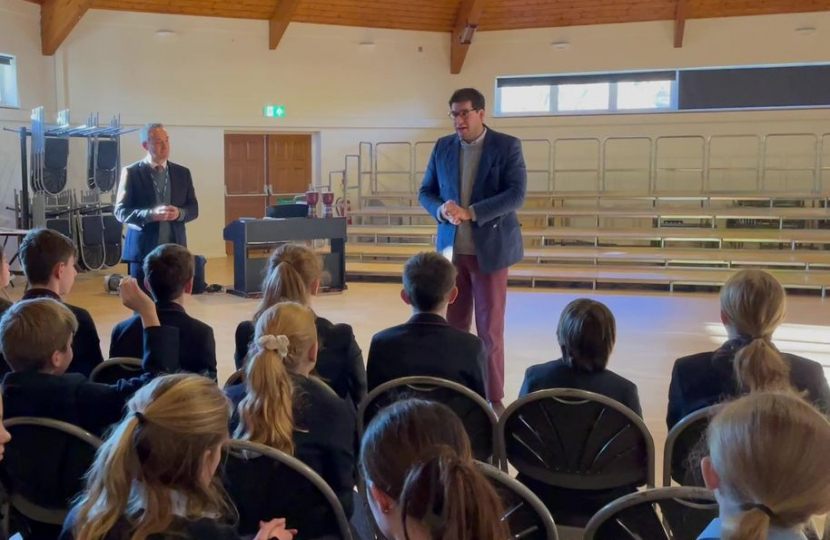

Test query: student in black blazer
[367,252,487,399]
[110,244,216,379]
[226,302,356,538]
[61,375,293,540]
[518,298,642,527]
[0,279,179,438]
[115,124,199,293]
[12,228,104,377]
[667,269,830,429]
[234,244,365,408]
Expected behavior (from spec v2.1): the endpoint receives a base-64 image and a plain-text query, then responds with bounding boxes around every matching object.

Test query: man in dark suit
[116,123,198,291]
[419,88,527,413]
[14,228,104,377]
[367,251,487,399]
[110,243,216,380]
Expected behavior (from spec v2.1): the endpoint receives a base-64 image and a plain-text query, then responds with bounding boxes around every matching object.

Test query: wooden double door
[224,134,312,254]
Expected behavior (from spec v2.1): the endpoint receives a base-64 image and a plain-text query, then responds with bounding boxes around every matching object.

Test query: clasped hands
[150,205,180,222]
[440,200,472,225]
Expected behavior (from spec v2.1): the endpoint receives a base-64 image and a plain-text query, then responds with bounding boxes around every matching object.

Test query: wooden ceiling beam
[41,0,93,55]
[450,0,488,75]
[674,0,687,48]
[269,0,302,50]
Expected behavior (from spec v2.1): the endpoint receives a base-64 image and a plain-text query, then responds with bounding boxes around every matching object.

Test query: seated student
[226,301,356,537]
[366,252,487,398]
[698,391,830,540]
[61,374,295,540]
[17,228,104,377]
[517,298,642,526]
[361,399,507,540]
[519,298,641,414]
[110,244,217,380]
[234,244,365,408]
[667,269,830,429]
[0,278,179,437]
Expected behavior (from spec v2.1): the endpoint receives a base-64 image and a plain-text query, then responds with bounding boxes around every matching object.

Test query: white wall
[0,0,55,232]
[3,2,830,256]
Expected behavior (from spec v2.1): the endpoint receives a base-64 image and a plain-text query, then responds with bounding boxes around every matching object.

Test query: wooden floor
[8,255,830,478]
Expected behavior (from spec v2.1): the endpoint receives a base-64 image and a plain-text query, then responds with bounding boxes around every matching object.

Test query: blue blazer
[115,160,199,263]
[418,128,527,274]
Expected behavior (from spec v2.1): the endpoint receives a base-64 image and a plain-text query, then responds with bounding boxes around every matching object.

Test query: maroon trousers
[446,254,508,402]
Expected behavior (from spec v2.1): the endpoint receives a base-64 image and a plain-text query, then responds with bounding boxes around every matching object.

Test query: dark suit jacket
[115,160,199,263]
[235,315,366,409]
[225,374,357,536]
[110,301,217,380]
[418,128,527,273]
[519,358,642,417]
[2,326,179,437]
[17,289,104,378]
[367,312,487,399]
[667,338,830,429]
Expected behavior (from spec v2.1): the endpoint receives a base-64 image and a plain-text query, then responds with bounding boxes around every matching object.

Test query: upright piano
[222,217,347,297]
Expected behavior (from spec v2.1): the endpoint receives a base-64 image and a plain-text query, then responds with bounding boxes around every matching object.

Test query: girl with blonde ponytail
[62,374,295,540]
[233,243,366,408]
[361,399,508,540]
[698,392,830,540]
[224,302,357,538]
[667,269,830,428]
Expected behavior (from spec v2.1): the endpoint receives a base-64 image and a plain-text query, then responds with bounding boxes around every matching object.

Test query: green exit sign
[264,105,286,118]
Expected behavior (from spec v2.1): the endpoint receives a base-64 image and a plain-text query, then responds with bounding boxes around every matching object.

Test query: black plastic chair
[358,376,500,466]
[0,417,102,539]
[583,487,717,540]
[89,357,143,384]
[222,439,353,540]
[499,389,655,529]
[663,405,721,487]
[476,461,559,540]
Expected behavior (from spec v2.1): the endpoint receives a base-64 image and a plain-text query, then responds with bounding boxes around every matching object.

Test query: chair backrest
[358,376,499,465]
[222,439,353,540]
[583,486,717,540]
[223,368,245,389]
[89,357,143,385]
[499,389,654,490]
[663,405,721,487]
[0,417,102,526]
[476,461,559,540]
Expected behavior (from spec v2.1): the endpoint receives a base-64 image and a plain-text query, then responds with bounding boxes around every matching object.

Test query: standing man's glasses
[448,109,480,119]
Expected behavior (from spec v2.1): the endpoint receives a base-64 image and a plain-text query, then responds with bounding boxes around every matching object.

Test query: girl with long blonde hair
[62,374,294,540]
[224,302,357,538]
[233,244,366,408]
[667,269,830,428]
[698,391,830,540]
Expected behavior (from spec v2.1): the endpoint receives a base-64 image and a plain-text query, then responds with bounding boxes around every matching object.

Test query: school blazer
[235,315,366,408]
[110,301,217,380]
[366,312,488,399]
[2,326,180,437]
[667,338,830,429]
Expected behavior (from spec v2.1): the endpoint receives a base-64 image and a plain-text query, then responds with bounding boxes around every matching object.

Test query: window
[0,54,19,109]
[617,80,672,110]
[496,63,830,117]
[558,83,610,111]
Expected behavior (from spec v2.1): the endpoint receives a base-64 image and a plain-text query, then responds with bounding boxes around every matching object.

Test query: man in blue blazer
[115,123,199,290]
[419,88,527,412]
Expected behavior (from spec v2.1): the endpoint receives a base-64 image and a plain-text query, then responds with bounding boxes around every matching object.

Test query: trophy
[305,191,320,218]
[322,192,335,218]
